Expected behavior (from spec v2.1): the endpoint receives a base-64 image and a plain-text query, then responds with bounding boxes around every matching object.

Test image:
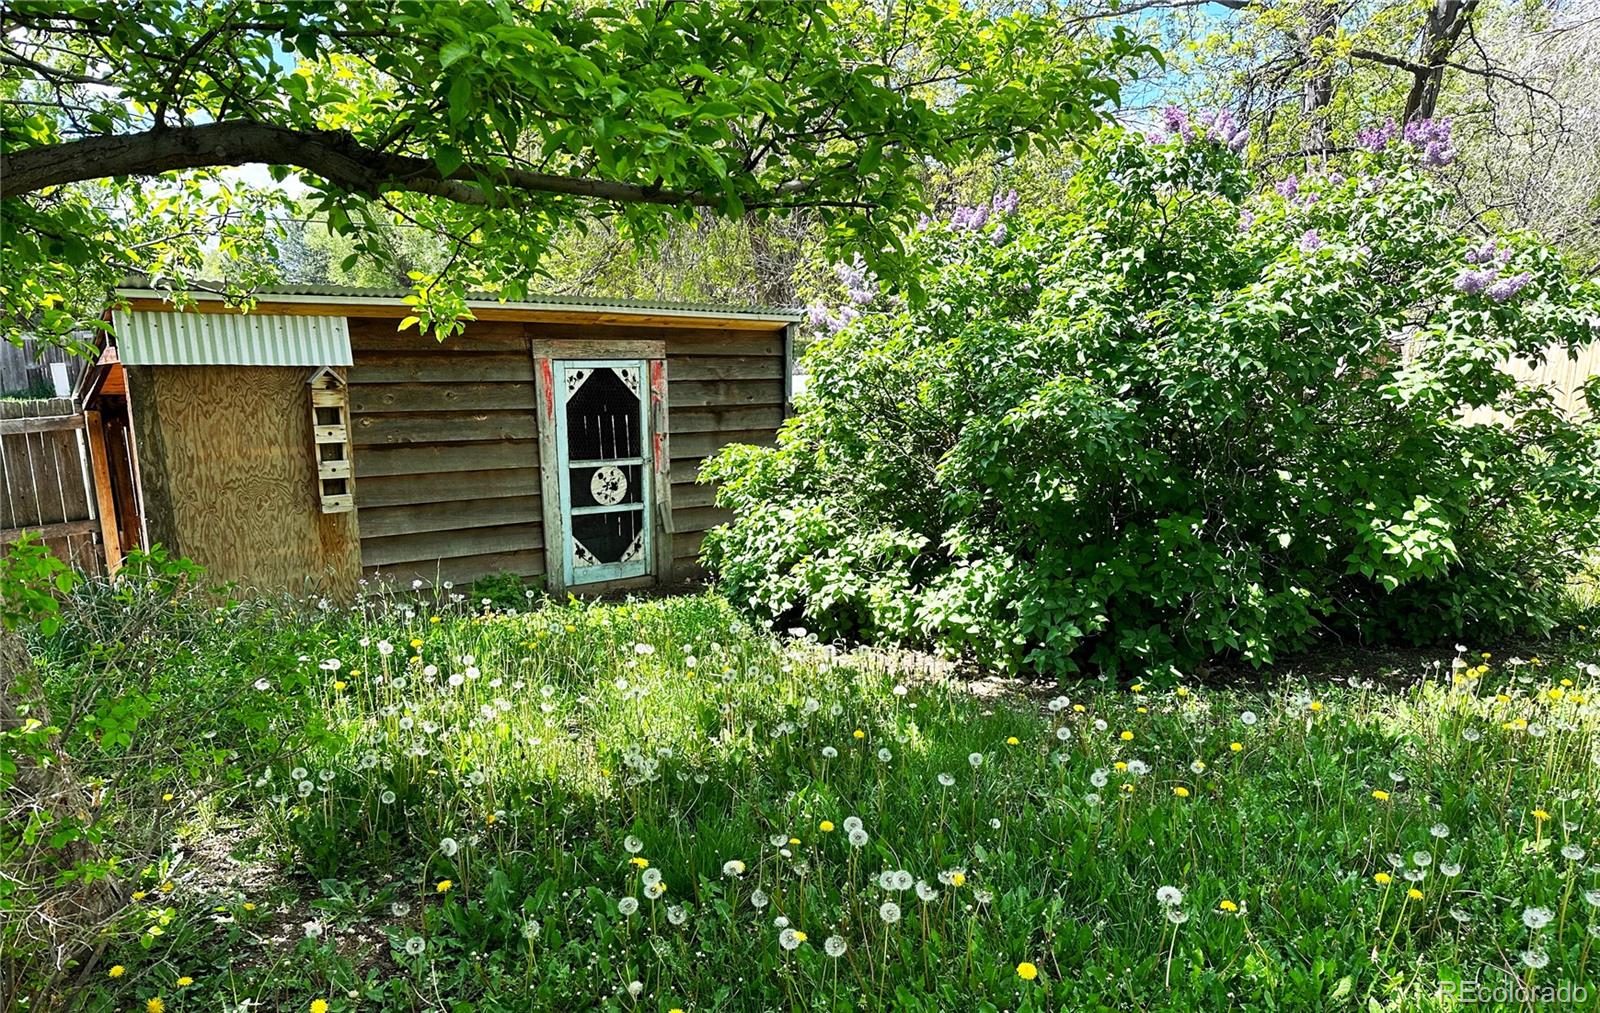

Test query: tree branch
[0,120,730,208]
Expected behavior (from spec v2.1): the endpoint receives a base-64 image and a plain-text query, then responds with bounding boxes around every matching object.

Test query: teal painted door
[554,360,652,586]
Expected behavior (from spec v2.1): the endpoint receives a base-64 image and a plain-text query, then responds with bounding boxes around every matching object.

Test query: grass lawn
[14,585,1600,1012]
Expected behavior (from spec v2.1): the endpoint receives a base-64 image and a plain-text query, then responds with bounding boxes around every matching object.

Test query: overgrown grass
[16,585,1600,1011]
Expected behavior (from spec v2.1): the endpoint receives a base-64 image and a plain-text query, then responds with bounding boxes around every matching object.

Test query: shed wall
[346,318,786,588]
[126,364,361,594]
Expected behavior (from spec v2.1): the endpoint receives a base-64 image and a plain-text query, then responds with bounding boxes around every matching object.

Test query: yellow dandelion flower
[1005,736,1019,746]
[1121,782,1135,793]
[1533,809,1550,821]
[146,998,165,1013]
[630,857,649,868]
[819,820,835,832]
[1407,888,1424,900]
[951,872,966,887]
[1371,789,1390,801]
[176,977,193,987]
[436,879,453,893]
[788,837,800,846]
[1176,687,1189,697]
[108,965,126,978]
[1373,872,1392,885]
[1218,899,1238,912]
[1072,704,1086,713]
[160,881,174,893]
[429,616,441,624]
[1119,730,1134,741]
[1016,961,1039,981]
[852,729,865,740]
[333,681,347,691]
[1114,761,1128,772]
[162,793,174,802]
[1560,678,1573,688]
[1131,683,1144,693]
[409,638,423,649]
[311,1001,330,1013]
[1136,706,1149,714]
[1173,786,1190,798]
[243,902,256,911]
[133,891,147,900]
[793,930,807,942]
[1309,701,1323,712]
[1229,742,1243,752]
[486,813,496,824]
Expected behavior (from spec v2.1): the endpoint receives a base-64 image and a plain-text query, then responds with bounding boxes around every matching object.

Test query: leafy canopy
[704,119,1600,677]
[0,0,1149,344]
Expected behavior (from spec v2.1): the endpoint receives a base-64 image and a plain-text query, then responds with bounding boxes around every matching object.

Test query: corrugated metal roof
[115,277,804,323]
[112,309,352,367]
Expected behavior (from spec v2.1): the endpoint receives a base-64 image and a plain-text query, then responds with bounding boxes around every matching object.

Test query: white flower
[848,828,869,848]
[1090,769,1109,788]
[1584,889,1600,908]
[1561,844,1586,862]
[404,936,425,956]
[1522,906,1554,930]
[1157,886,1184,907]
[1055,726,1071,741]
[253,678,271,691]
[667,905,688,925]
[821,746,838,759]
[624,835,644,854]
[915,880,938,902]
[877,747,892,762]
[824,935,847,957]
[779,928,804,950]
[722,859,746,878]
[319,658,341,671]
[1461,727,1482,742]
[878,901,901,924]
[641,868,663,889]
[774,915,789,928]
[617,896,639,916]
[1439,862,1462,878]
[380,789,397,804]
[303,920,324,938]
[1166,908,1190,925]
[391,901,411,917]
[627,981,643,998]
[968,752,984,768]
[842,816,863,833]
[1520,948,1549,969]
[1240,711,1258,726]
[937,773,955,787]
[1411,852,1431,867]
[291,767,308,782]
[1429,823,1450,839]
[377,640,394,656]
[439,837,459,857]
[892,870,914,891]
[751,889,769,909]
[633,642,655,656]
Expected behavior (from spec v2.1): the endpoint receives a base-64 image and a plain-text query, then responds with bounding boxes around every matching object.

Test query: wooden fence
[0,398,105,574]
[0,338,84,398]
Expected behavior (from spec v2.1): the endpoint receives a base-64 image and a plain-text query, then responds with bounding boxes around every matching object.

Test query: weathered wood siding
[125,365,361,594]
[662,327,786,577]
[347,319,544,588]
[0,398,103,573]
[347,318,787,589]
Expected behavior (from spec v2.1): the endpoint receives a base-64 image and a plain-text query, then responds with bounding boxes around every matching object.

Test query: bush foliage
[704,123,1600,676]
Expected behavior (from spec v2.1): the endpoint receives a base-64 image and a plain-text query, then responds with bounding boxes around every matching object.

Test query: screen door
[554,360,652,586]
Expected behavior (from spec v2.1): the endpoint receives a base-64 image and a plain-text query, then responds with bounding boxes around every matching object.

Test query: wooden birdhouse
[307,366,354,513]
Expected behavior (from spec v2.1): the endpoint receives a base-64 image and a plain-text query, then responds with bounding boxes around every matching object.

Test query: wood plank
[530,338,665,360]
[349,382,537,414]
[83,410,122,575]
[672,505,733,533]
[668,429,778,460]
[673,529,707,562]
[669,355,783,381]
[357,496,541,538]
[533,355,567,593]
[356,467,541,507]
[352,410,538,445]
[667,480,718,509]
[0,414,83,435]
[123,297,793,330]
[350,353,534,384]
[360,522,544,567]
[669,404,784,434]
[354,440,539,478]
[667,379,784,408]
[2,518,99,541]
[348,324,528,353]
[665,331,786,357]
[364,548,546,589]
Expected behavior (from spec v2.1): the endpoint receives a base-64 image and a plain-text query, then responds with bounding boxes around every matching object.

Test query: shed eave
[112,286,805,326]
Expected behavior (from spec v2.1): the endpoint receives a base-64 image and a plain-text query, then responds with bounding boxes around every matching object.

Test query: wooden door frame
[533,342,673,594]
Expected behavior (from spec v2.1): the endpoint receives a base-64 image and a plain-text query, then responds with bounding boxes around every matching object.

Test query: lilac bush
[707,123,1600,677]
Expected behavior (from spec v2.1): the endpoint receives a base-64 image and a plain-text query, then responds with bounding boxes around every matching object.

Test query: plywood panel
[143,365,361,594]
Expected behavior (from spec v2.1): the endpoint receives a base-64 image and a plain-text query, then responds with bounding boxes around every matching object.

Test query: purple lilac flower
[1275,175,1299,200]
[1455,269,1497,294]
[1487,272,1532,302]
[1299,229,1322,253]
[1403,117,1455,167]
[990,223,1008,246]
[1162,105,1195,143]
[1238,209,1256,232]
[992,189,1020,215]
[1227,127,1250,152]
[835,255,876,305]
[1357,118,1399,152]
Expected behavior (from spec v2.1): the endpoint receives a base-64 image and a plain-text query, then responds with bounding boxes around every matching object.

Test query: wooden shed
[81,282,801,596]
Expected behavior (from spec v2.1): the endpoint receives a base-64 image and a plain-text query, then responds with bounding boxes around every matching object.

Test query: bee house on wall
[307,367,354,513]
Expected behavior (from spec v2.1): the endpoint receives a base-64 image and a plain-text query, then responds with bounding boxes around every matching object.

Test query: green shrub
[704,121,1600,676]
